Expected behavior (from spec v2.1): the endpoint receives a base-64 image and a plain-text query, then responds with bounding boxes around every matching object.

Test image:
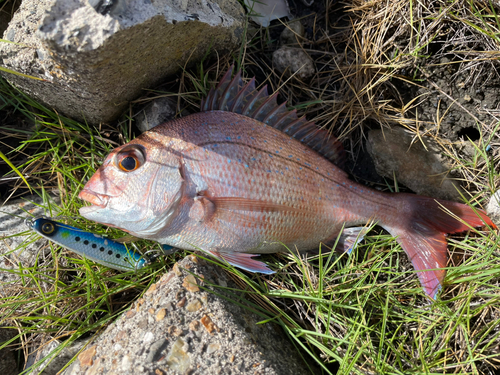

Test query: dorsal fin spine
[230,78,256,113]
[273,109,299,130]
[282,117,304,134]
[263,102,288,124]
[242,86,268,117]
[201,66,345,168]
[252,92,279,122]
[224,71,242,110]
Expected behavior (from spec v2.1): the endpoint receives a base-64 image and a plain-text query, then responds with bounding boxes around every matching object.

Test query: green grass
[1,0,500,373]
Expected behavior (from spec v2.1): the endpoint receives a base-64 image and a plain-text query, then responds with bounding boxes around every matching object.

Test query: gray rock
[61,255,316,375]
[0,196,53,284]
[367,127,464,201]
[486,191,500,226]
[280,20,304,45]
[272,46,315,80]
[135,97,190,133]
[25,337,89,375]
[0,0,245,125]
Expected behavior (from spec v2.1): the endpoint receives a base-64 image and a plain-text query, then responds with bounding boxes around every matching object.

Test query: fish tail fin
[382,194,496,299]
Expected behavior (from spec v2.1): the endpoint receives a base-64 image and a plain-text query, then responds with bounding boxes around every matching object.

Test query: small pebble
[206,342,221,354]
[145,283,157,295]
[173,263,182,276]
[177,297,187,308]
[189,320,200,331]
[201,315,217,334]
[143,332,155,343]
[168,325,183,336]
[156,308,166,321]
[186,299,202,312]
[486,191,500,225]
[78,345,96,367]
[183,275,199,292]
[121,355,132,372]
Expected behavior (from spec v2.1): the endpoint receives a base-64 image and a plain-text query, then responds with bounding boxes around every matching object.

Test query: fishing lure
[26,217,149,271]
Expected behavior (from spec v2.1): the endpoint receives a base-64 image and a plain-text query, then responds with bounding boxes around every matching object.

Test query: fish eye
[41,222,55,234]
[120,156,137,171]
[117,146,145,172]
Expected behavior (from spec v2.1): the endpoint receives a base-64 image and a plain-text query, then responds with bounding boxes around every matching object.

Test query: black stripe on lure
[26,217,149,271]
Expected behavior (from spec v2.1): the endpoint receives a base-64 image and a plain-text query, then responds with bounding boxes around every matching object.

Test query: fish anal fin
[330,227,370,254]
[201,65,345,168]
[207,249,274,274]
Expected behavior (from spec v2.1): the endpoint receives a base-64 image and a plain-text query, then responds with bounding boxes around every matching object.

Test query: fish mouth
[78,189,109,208]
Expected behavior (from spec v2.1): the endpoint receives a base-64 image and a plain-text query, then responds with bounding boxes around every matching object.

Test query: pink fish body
[79,67,496,299]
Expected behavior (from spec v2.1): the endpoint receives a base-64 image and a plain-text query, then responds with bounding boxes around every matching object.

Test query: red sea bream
[79,67,496,299]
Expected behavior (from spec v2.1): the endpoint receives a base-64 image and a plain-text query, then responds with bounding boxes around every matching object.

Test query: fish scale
[79,66,496,299]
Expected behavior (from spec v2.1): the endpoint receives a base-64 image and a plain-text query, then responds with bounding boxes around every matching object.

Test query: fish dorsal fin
[200,66,345,168]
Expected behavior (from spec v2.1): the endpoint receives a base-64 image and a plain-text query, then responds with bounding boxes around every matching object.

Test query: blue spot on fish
[226,136,231,140]
[227,159,231,163]
[244,164,249,168]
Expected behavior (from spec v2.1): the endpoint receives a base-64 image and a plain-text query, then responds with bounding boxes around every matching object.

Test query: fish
[26,217,149,271]
[78,66,496,299]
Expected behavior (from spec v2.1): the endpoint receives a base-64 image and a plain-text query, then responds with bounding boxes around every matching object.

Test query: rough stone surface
[366,127,464,201]
[0,0,245,125]
[272,46,315,80]
[24,338,89,375]
[0,196,53,284]
[135,97,190,133]
[61,255,315,375]
[486,190,500,226]
[280,20,304,45]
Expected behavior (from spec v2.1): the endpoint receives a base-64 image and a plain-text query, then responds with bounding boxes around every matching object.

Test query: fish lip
[78,189,109,208]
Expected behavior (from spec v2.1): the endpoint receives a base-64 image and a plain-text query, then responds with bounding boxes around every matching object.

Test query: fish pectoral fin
[189,196,216,222]
[207,196,303,213]
[334,226,371,254]
[206,249,275,274]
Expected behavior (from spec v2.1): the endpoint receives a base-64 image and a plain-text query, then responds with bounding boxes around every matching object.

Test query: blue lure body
[26,217,149,271]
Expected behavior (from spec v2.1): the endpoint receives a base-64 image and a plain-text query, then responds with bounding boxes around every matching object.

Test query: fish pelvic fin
[384,194,496,300]
[206,249,275,274]
[200,65,345,168]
